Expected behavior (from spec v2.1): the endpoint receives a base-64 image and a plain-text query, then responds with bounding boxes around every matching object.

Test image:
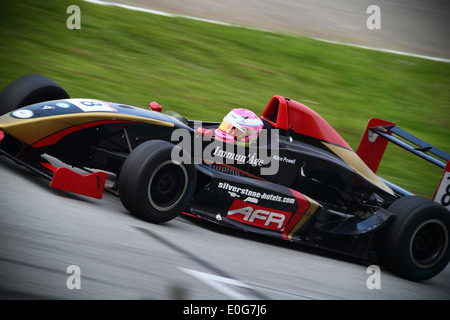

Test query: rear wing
[356,118,450,209]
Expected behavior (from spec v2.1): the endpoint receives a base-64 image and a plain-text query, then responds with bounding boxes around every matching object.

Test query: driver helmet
[215,108,264,145]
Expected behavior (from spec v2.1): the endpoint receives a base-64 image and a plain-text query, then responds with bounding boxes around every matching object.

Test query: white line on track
[179,267,251,300]
[315,38,450,63]
[83,0,450,63]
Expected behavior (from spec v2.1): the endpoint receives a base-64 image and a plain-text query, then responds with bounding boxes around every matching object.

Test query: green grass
[1,0,449,198]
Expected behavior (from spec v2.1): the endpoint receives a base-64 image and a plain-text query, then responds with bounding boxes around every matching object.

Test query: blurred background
[120,0,450,59]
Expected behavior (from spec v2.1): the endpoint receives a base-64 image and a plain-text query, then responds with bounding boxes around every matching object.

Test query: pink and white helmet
[215,108,264,145]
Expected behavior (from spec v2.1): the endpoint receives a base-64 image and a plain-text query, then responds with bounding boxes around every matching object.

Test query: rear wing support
[356,118,450,208]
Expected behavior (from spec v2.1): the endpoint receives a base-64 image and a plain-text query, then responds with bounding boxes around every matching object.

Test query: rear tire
[119,140,196,223]
[375,196,450,281]
[0,74,70,115]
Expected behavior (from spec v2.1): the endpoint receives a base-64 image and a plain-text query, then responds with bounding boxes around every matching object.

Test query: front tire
[0,74,70,115]
[119,140,196,223]
[375,196,450,281]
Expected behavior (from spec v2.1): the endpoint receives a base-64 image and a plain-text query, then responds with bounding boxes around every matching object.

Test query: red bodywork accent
[0,130,4,142]
[196,127,212,140]
[40,161,57,173]
[50,167,107,199]
[226,189,312,237]
[356,118,396,173]
[149,102,163,112]
[227,199,293,231]
[261,96,352,150]
[32,120,136,148]
[282,189,311,240]
[261,96,289,130]
[182,211,204,219]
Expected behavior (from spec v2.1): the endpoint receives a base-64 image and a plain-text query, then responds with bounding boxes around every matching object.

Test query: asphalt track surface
[1,155,449,300]
[1,1,450,301]
[107,0,450,59]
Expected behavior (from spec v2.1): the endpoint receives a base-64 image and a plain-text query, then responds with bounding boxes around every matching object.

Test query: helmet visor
[218,119,247,139]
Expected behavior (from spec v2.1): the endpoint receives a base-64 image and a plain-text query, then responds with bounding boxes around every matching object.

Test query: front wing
[0,130,107,199]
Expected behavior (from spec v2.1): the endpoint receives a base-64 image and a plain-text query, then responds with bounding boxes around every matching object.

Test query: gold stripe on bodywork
[322,142,394,195]
[287,195,319,241]
[0,112,174,146]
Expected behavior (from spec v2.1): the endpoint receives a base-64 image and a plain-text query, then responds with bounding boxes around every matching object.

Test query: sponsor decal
[11,109,34,119]
[221,183,316,239]
[68,99,117,112]
[434,162,450,210]
[171,122,280,175]
[42,105,55,110]
[213,146,265,167]
[56,102,71,108]
[227,199,292,231]
[243,197,258,204]
[218,182,295,204]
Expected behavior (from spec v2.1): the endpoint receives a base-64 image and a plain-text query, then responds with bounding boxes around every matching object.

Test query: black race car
[1,74,449,281]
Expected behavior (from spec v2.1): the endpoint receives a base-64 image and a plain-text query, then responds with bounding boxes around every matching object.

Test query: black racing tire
[119,140,196,223]
[0,74,70,115]
[375,196,450,281]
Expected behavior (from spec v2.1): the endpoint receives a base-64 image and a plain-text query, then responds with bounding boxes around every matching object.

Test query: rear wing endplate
[356,118,450,209]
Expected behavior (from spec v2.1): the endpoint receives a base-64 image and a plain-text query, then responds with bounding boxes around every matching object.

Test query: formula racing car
[0,74,449,281]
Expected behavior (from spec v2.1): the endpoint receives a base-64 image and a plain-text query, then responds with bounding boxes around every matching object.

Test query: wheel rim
[147,160,188,212]
[410,219,448,268]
